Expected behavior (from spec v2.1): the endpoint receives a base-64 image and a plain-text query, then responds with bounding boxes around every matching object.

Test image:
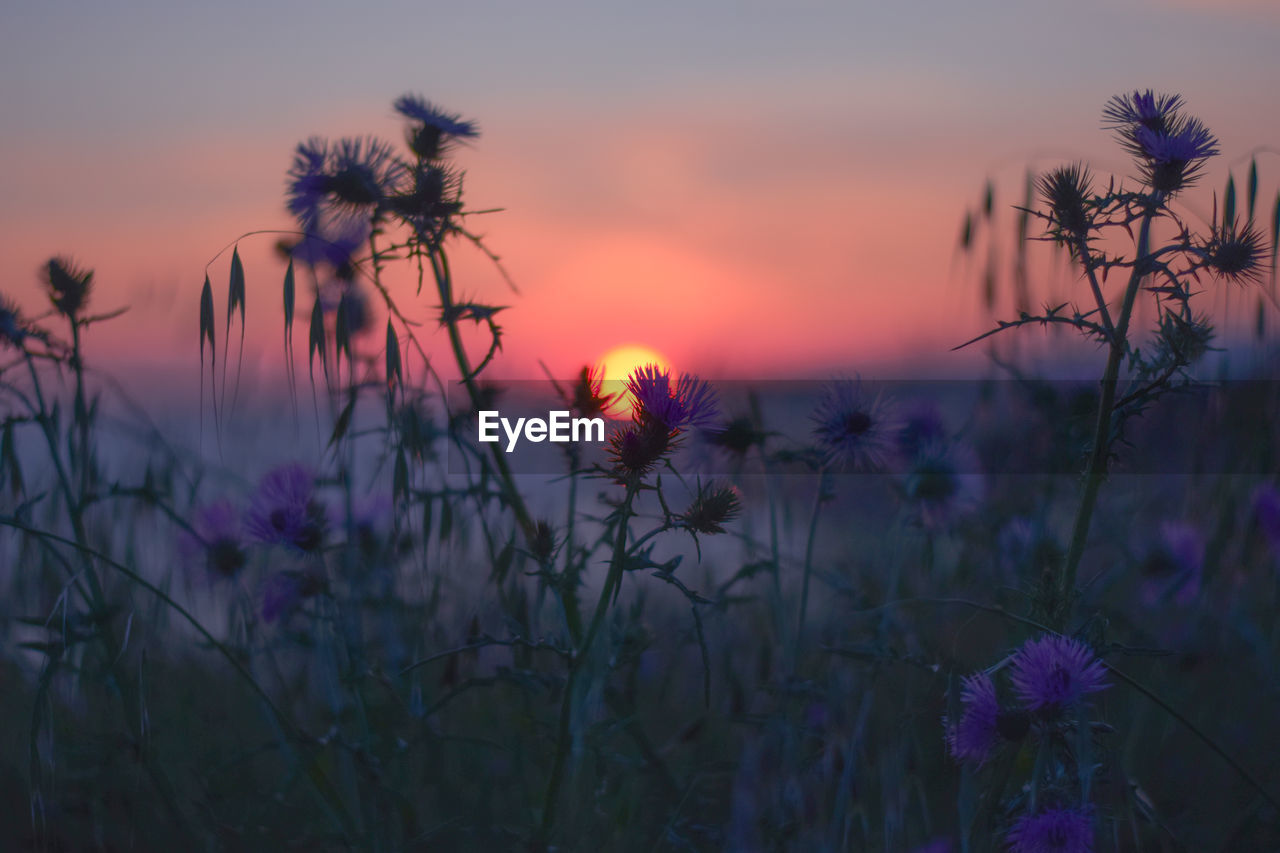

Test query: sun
[596,344,671,382]
[595,344,671,416]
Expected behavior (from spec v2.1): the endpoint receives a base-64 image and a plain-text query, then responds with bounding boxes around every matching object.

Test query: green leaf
[982,180,994,219]
[393,448,408,500]
[327,395,355,449]
[335,296,351,368]
[1,421,23,497]
[1271,192,1279,272]
[438,499,453,541]
[385,320,402,392]
[1223,175,1236,228]
[283,260,295,332]
[309,297,326,382]
[1248,158,1259,221]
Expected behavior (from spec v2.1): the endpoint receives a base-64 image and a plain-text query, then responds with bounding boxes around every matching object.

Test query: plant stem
[793,466,828,665]
[428,246,536,542]
[1054,208,1154,629]
[536,480,638,848]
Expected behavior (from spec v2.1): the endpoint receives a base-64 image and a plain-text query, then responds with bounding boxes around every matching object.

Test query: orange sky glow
[3,3,1279,395]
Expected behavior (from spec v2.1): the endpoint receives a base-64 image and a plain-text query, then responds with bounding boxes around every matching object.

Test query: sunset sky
[3,1,1279,389]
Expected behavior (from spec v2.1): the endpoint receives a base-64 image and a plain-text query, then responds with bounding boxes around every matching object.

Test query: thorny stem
[1077,232,1116,341]
[427,246,536,543]
[1054,205,1156,629]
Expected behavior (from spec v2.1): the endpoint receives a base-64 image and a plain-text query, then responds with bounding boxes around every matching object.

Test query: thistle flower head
[1010,635,1109,711]
[1103,90,1217,193]
[181,500,248,580]
[608,419,671,479]
[528,519,558,564]
[944,672,1001,765]
[563,364,620,421]
[388,161,464,241]
[904,441,983,529]
[0,295,30,349]
[1036,163,1093,247]
[1202,219,1267,285]
[626,365,719,433]
[678,482,742,534]
[1140,520,1204,606]
[1134,118,1219,193]
[1102,90,1184,134]
[811,379,897,471]
[1005,806,1094,853]
[1155,311,1214,367]
[394,94,479,160]
[896,399,947,460]
[704,414,767,458]
[286,136,407,232]
[395,400,442,462]
[244,463,327,553]
[43,256,93,319]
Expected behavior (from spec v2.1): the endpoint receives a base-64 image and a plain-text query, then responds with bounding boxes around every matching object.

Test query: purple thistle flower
[180,500,248,580]
[0,295,30,349]
[1005,806,1094,853]
[896,398,946,461]
[1101,90,1217,193]
[1010,635,1109,711]
[291,216,370,276]
[286,136,407,232]
[626,365,719,432]
[904,441,983,529]
[394,94,478,160]
[945,672,1001,765]
[1254,484,1280,557]
[1102,90,1183,133]
[244,463,327,553]
[1133,117,1218,193]
[1136,119,1219,164]
[811,379,898,471]
[1139,520,1204,607]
